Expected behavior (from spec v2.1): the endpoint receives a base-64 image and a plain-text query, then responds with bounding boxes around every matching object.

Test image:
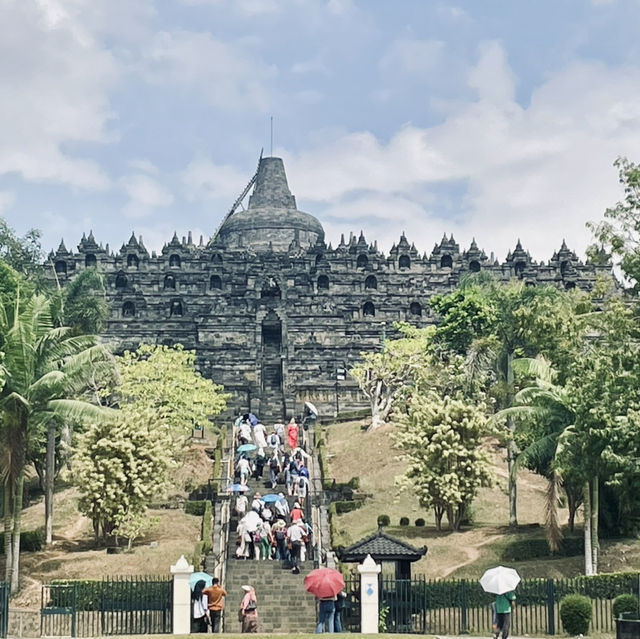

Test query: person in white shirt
[236,456,251,486]
[253,422,267,455]
[251,493,264,513]
[235,493,248,518]
[274,494,289,519]
[239,421,252,445]
[286,521,305,574]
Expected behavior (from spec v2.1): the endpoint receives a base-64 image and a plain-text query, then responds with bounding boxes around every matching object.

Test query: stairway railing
[218,424,235,632]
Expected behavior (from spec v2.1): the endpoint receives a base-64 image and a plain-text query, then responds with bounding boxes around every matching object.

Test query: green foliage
[0,220,44,283]
[334,500,363,515]
[394,365,493,530]
[501,537,583,561]
[113,344,229,438]
[185,501,207,516]
[399,517,409,526]
[588,156,640,291]
[62,269,109,334]
[202,501,213,555]
[378,603,389,633]
[560,594,592,635]
[415,518,425,527]
[73,406,175,541]
[0,529,44,552]
[613,594,639,619]
[377,514,390,527]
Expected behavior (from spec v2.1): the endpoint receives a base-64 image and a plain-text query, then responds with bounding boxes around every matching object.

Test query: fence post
[547,578,555,636]
[170,555,194,635]
[460,579,468,634]
[358,554,382,634]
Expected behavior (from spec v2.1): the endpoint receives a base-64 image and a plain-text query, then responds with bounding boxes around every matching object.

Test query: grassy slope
[1,440,215,608]
[324,420,640,580]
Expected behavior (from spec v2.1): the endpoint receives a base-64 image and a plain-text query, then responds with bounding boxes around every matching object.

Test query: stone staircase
[220,469,317,633]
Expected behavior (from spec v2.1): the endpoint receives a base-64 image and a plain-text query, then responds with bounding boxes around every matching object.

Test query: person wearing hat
[240,585,258,633]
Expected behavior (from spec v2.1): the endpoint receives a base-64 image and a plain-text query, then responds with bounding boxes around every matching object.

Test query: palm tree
[0,290,112,591]
[491,357,583,551]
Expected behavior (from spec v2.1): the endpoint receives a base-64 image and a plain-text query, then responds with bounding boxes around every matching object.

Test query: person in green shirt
[494,591,516,639]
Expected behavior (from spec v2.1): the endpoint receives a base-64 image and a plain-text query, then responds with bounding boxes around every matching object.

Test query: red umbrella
[304,568,345,598]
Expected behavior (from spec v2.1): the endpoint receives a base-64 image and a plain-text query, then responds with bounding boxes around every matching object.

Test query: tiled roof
[338,529,427,563]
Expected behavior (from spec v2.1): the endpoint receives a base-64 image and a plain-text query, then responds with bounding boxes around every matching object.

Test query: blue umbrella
[237,443,257,454]
[248,413,259,426]
[190,572,213,590]
[226,483,250,493]
[262,493,284,503]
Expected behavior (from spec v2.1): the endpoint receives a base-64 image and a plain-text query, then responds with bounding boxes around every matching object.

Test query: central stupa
[215,157,325,252]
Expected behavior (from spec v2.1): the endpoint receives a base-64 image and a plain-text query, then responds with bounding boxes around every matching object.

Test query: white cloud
[182,158,251,202]
[121,174,174,219]
[282,44,640,261]
[0,0,118,189]
[138,30,277,110]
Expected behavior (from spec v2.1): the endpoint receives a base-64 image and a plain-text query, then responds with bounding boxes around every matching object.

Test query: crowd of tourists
[233,414,313,574]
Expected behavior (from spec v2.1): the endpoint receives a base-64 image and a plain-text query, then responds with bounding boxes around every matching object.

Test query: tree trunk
[591,475,599,575]
[583,481,593,576]
[3,481,13,583]
[434,506,444,531]
[10,469,25,593]
[506,351,518,527]
[45,420,56,545]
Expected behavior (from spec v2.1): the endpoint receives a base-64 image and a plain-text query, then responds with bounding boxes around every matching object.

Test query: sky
[2,0,640,262]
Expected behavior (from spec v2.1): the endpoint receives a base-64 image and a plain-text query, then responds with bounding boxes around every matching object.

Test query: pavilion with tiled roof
[338,528,427,579]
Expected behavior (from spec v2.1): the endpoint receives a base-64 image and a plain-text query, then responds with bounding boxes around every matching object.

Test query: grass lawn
[323,420,640,580]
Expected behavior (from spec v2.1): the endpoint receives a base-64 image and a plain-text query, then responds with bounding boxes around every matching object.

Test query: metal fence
[41,576,172,637]
[341,573,640,635]
[0,582,8,638]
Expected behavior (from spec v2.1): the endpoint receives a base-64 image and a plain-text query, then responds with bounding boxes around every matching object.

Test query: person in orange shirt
[203,578,227,633]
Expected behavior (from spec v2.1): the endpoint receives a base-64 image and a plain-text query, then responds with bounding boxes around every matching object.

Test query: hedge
[202,501,213,555]
[613,594,639,619]
[0,530,44,553]
[185,500,207,516]
[501,536,583,561]
[334,500,364,515]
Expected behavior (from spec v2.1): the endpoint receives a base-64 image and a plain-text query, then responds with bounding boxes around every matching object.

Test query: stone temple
[47,155,609,422]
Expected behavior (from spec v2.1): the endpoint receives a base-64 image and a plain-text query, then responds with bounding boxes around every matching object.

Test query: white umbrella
[479,566,521,595]
[304,401,319,416]
[241,511,262,533]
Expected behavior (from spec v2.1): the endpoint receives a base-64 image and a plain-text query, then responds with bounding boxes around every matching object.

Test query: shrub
[501,537,583,561]
[415,518,426,527]
[399,517,410,526]
[347,477,360,490]
[560,594,592,635]
[377,514,390,527]
[334,500,363,515]
[202,501,213,554]
[0,529,44,553]
[185,500,207,516]
[613,594,639,619]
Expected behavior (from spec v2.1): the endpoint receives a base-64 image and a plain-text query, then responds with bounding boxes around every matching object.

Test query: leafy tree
[62,268,110,334]
[112,343,229,441]
[0,290,110,590]
[432,279,584,527]
[74,407,173,542]
[350,327,432,431]
[394,351,493,530]
[0,220,44,283]
[588,156,640,291]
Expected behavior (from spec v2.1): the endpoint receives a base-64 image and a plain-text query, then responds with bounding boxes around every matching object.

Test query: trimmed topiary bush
[613,594,639,619]
[415,518,425,527]
[560,594,592,635]
[377,514,390,527]
[399,517,410,526]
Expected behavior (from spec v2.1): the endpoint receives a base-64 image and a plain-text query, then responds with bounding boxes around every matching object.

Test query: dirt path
[439,532,506,578]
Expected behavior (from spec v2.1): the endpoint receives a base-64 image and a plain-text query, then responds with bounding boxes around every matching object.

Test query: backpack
[270,457,279,469]
[269,434,278,446]
[298,477,305,488]
[275,529,286,541]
